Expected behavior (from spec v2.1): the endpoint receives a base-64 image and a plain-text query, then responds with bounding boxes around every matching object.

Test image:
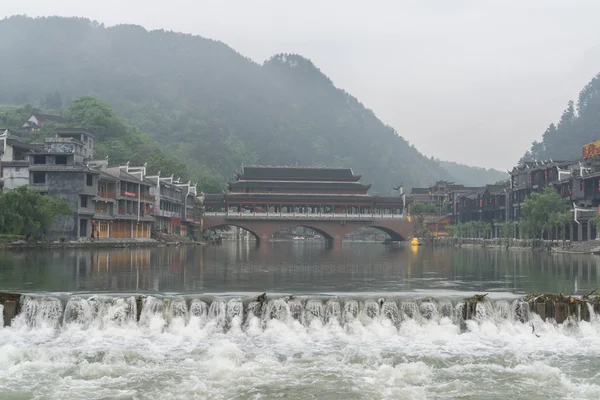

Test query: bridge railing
[203,212,406,220]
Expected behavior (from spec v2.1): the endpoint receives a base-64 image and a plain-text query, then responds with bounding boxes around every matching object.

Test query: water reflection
[1,243,600,294]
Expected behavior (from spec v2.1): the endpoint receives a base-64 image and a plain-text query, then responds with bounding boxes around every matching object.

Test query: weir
[2,291,599,330]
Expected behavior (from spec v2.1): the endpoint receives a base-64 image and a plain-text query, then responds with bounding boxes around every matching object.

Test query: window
[33,155,46,165]
[80,195,88,208]
[86,174,93,186]
[55,155,67,165]
[32,172,46,184]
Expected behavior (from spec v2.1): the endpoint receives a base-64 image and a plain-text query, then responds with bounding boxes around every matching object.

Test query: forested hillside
[522,73,600,163]
[0,16,501,192]
[437,160,507,186]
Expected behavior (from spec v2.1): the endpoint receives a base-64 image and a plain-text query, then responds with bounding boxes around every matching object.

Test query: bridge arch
[365,225,407,241]
[271,224,334,241]
[201,222,261,242]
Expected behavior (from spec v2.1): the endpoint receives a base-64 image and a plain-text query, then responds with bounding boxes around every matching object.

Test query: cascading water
[5,292,600,399]
[438,300,454,319]
[226,298,244,328]
[304,299,324,325]
[325,300,341,324]
[419,300,438,320]
[139,296,165,329]
[7,294,600,333]
[382,300,400,325]
[265,298,288,321]
[168,298,188,328]
[513,299,530,323]
[188,299,208,327]
[474,301,493,322]
[63,297,91,326]
[343,300,359,322]
[208,299,227,327]
[494,300,510,321]
[363,299,380,319]
[287,298,303,321]
[400,301,419,320]
[17,296,63,328]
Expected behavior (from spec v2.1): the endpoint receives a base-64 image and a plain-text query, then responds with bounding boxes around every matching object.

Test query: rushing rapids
[4,292,600,399]
[2,292,600,330]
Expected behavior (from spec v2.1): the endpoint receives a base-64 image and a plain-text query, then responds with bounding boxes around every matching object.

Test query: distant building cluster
[0,114,204,240]
[409,142,600,241]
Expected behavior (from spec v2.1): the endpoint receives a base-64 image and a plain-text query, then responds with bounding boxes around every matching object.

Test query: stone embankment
[0,236,205,250]
[432,237,600,254]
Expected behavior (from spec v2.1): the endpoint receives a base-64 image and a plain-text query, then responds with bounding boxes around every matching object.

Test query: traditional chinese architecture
[203,166,415,244]
[450,138,600,241]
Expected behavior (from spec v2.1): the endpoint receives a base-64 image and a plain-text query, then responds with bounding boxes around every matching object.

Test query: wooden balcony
[140,194,155,202]
[98,191,117,199]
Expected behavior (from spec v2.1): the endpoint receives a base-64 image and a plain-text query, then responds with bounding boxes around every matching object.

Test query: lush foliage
[448,221,493,239]
[0,16,503,193]
[1,98,223,192]
[0,187,71,234]
[520,187,567,240]
[521,72,600,163]
[410,202,436,216]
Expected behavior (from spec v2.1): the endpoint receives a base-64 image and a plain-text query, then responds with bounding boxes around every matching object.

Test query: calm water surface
[0,241,598,294]
[1,242,600,399]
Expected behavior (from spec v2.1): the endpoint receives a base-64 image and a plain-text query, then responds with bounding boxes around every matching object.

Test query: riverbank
[0,236,206,250]
[432,237,600,254]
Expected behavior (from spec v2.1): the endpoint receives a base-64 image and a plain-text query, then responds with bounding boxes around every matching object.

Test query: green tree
[0,187,71,234]
[499,222,514,248]
[410,202,436,226]
[520,187,566,243]
[410,202,436,216]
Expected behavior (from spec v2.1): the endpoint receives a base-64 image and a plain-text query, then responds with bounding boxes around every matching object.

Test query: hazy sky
[4,1,600,170]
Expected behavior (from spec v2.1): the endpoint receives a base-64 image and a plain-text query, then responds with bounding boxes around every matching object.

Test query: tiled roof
[239,166,360,182]
[1,160,30,167]
[31,114,67,124]
[119,170,151,185]
[229,180,370,190]
[29,164,100,172]
[6,138,42,152]
[432,214,453,223]
[98,171,119,181]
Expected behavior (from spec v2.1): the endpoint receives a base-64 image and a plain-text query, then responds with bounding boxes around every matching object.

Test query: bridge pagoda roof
[229,180,371,191]
[237,166,361,182]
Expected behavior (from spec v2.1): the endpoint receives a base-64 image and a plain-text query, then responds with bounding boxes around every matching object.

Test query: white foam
[2,297,600,398]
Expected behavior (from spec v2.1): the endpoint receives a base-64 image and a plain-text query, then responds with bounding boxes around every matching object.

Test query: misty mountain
[435,160,507,187]
[0,16,501,192]
[521,72,600,163]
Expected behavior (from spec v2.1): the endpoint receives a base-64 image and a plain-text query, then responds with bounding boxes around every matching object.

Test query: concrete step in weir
[1,292,600,329]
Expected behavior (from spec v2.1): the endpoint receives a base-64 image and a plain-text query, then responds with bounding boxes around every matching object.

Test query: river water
[1,242,600,399]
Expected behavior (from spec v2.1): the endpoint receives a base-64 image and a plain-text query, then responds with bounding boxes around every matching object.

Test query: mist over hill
[0,15,503,192]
